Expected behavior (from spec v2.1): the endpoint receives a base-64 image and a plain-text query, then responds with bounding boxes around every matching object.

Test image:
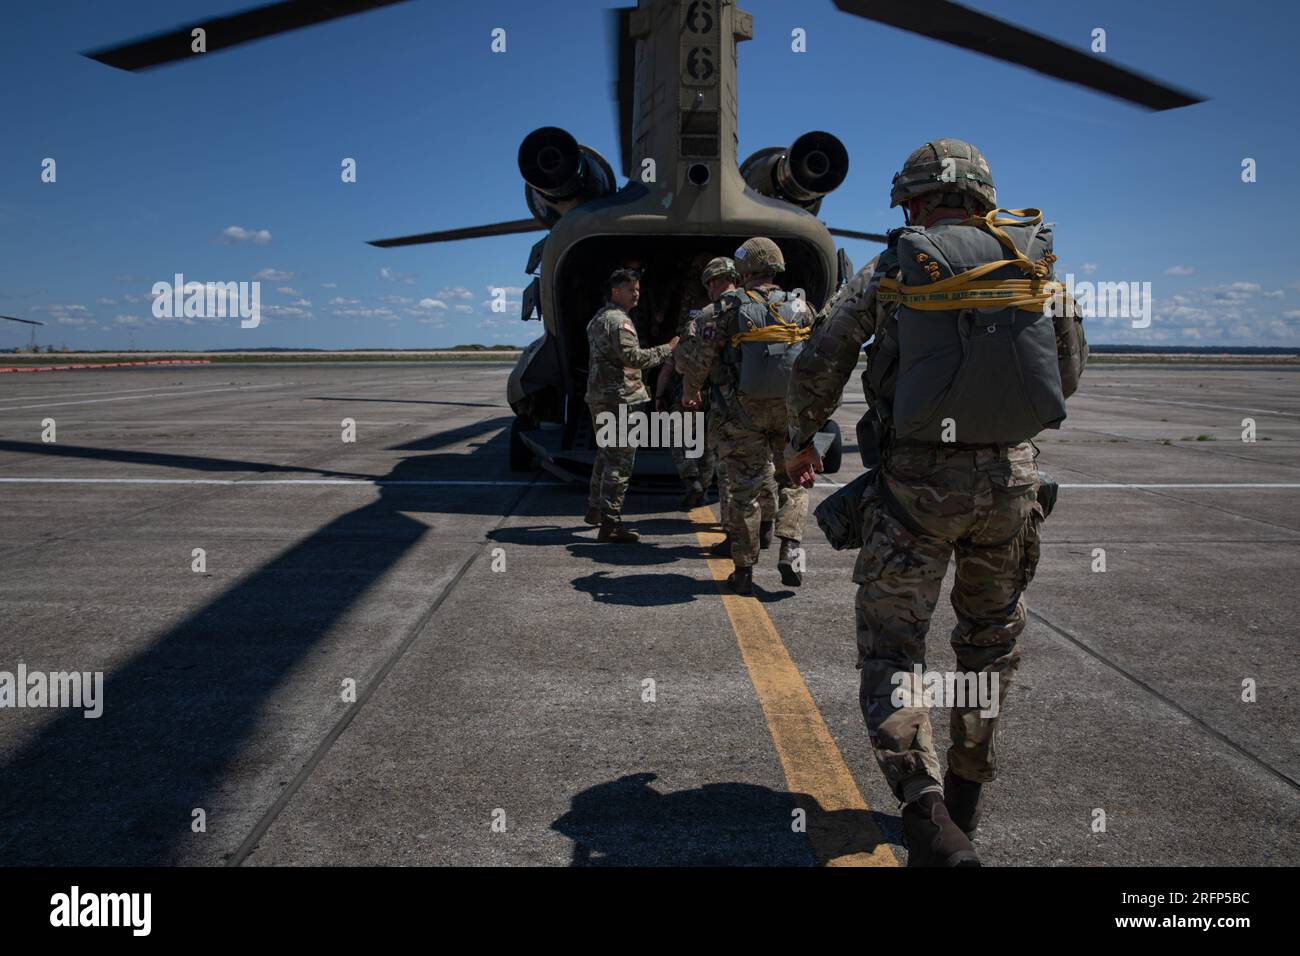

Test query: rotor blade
[833,0,1204,110]
[827,227,890,244]
[1,316,44,325]
[367,219,546,248]
[608,7,636,179]
[83,0,412,72]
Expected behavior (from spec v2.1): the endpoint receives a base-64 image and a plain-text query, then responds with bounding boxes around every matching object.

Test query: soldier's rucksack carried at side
[725,289,812,400]
[875,208,1068,444]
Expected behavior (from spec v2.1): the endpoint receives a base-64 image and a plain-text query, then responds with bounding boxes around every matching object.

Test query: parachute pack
[725,289,811,400]
[873,208,1069,444]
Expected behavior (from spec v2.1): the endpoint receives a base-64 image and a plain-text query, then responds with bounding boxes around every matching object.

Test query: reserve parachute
[875,208,1068,444]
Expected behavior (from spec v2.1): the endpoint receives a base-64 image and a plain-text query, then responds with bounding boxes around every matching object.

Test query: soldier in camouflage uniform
[658,255,777,548]
[585,268,676,543]
[657,253,717,510]
[785,140,1086,866]
[679,238,810,595]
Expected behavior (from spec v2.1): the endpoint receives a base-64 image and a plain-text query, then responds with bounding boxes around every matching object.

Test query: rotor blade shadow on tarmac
[0,439,368,479]
[0,417,524,864]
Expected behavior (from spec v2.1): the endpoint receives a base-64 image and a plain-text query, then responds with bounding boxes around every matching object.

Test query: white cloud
[276,286,301,296]
[328,297,360,306]
[380,267,415,284]
[1211,282,1260,302]
[379,295,413,305]
[262,304,312,319]
[321,282,338,289]
[416,298,448,310]
[438,286,474,300]
[114,314,146,327]
[1263,289,1285,299]
[1080,263,1098,275]
[332,307,397,319]
[217,225,272,245]
[254,268,295,280]
[1164,265,1194,276]
[453,304,474,314]
[1283,310,1300,320]
[289,298,312,307]
[96,297,117,305]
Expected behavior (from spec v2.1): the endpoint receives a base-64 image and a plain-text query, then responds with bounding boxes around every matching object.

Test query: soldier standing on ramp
[784,140,1087,866]
[679,238,812,595]
[584,268,677,543]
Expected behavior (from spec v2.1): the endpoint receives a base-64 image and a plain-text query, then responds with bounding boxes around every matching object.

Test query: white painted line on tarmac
[1059,483,1300,489]
[0,384,285,411]
[0,382,205,403]
[1083,393,1300,419]
[0,477,559,486]
[2,477,1296,490]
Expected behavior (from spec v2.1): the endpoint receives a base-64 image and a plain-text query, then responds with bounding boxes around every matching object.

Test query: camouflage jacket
[676,283,783,397]
[676,288,710,338]
[586,303,672,404]
[786,226,1088,450]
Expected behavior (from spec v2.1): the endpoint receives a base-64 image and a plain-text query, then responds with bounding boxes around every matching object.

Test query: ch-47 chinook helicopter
[85,0,1201,479]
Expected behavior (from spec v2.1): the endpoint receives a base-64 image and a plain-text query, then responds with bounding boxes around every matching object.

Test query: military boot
[901,793,981,867]
[583,506,601,526]
[759,520,774,549]
[727,565,753,596]
[709,534,732,557]
[777,538,803,587]
[597,520,640,543]
[680,479,704,511]
[944,769,985,839]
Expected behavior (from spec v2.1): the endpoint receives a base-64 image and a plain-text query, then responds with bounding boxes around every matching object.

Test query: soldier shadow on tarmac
[0,414,553,864]
[551,772,899,866]
[489,517,798,603]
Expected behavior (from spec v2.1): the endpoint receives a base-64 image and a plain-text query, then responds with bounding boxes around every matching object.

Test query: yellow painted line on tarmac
[687,504,899,867]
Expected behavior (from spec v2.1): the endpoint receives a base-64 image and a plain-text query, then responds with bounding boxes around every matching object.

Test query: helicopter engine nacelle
[518,127,616,228]
[740,131,849,215]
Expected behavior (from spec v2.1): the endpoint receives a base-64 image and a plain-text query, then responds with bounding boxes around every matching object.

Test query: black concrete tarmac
[0,362,1295,865]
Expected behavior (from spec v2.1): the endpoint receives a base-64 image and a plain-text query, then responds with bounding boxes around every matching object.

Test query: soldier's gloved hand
[682,388,702,410]
[784,442,822,488]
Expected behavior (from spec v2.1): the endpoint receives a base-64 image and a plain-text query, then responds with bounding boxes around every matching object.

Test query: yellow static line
[687,505,899,867]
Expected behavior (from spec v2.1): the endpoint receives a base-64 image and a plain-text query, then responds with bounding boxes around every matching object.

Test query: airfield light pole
[1,315,44,351]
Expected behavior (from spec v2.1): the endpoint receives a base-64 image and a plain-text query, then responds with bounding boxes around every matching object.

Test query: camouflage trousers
[670,386,716,488]
[588,400,638,520]
[718,397,807,567]
[853,441,1043,800]
[711,399,775,530]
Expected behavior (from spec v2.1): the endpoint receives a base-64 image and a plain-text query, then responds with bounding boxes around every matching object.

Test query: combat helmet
[701,256,739,283]
[734,237,785,276]
[889,139,996,210]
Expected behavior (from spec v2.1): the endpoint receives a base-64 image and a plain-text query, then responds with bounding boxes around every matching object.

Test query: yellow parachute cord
[877,208,1063,313]
[730,290,812,347]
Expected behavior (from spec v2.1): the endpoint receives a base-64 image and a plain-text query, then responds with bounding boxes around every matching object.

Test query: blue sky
[2,0,1296,350]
